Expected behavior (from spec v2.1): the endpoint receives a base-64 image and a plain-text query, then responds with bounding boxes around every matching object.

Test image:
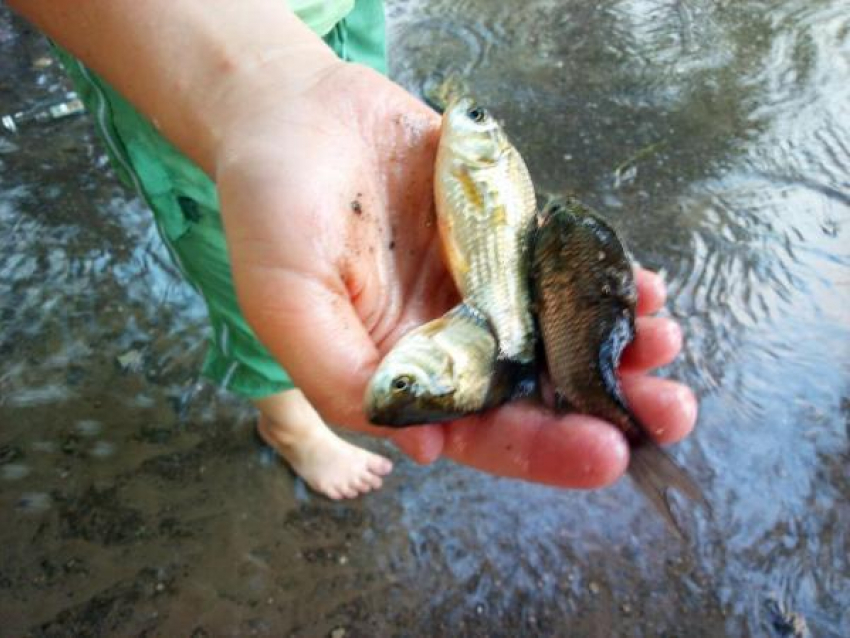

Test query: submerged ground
[1,0,849,635]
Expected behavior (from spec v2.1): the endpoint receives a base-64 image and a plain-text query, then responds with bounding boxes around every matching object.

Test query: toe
[354,475,373,493]
[324,486,343,500]
[365,472,383,490]
[368,455,393,476]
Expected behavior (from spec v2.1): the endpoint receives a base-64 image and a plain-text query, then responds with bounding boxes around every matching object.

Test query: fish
[531,195,707,532]
[364,304,516,426]
[434,97,538,369]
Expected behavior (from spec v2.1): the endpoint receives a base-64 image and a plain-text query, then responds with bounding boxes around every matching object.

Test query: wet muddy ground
[1,1,849,636]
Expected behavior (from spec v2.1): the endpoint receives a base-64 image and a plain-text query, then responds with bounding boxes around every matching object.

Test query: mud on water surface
[1,1,849,635]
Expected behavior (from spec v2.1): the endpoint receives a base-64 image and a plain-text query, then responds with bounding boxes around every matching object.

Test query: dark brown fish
[531,196,707,533]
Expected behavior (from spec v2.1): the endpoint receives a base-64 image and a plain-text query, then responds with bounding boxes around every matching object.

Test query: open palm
[216,63,697,489]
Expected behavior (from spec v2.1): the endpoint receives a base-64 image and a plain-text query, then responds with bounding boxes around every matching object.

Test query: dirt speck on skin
[389,224,397,251]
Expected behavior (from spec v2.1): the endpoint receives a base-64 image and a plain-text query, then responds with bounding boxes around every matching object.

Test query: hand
[214,62,697,489]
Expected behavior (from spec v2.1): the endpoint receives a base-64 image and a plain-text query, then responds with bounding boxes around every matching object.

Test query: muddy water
[1,0,848,636]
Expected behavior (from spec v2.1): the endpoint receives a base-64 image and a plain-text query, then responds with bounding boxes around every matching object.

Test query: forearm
[8,0,339,174]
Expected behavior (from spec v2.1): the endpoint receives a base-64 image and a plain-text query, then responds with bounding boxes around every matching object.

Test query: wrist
[201,43,342,176]
[9,0,344,178]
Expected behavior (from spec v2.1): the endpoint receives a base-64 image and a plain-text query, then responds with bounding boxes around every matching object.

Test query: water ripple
[1,0,849,635]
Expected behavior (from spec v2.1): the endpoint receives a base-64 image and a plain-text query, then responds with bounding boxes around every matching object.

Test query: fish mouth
[365,393,461,428]
[366,405,459,428]
[363,386,418,428]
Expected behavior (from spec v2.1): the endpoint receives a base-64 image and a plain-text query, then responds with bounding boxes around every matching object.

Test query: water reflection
[1,0,849,635]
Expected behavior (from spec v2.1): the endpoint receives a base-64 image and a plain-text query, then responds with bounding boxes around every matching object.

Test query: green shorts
[54,0,386,398]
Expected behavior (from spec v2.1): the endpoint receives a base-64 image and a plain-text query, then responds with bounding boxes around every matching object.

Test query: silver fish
[434,97,537,366]
[364,304,514,426]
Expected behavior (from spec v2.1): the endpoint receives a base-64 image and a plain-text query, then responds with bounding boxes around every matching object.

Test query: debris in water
[89,441,116,459]
[116,349,145,373]
[1,463,30,481]
[765,595,809,638]
[1,94,84,133]
[17,491,52,513]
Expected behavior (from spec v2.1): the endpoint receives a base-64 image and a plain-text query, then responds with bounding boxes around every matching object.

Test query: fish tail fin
[628,440,709,538]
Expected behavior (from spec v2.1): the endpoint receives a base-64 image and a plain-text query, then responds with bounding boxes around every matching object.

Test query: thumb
[233,262,381,432]
[233,258,450,462]
[390,425,446,464]
[217,158,385,432]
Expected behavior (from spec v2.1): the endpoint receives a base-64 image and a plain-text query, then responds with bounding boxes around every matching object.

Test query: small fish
[434,97,537,367]
[532,196,706,532]
[364,304,515,426]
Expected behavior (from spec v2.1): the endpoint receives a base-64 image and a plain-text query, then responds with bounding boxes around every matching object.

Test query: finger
[619,316,683,373]
[635,268,667,316]
[391,374,697,482]
[390,425,445,465]
[439,402,630,489]
[621,375,697,444]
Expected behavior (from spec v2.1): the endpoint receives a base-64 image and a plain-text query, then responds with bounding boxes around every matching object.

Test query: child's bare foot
[254,390,393,500]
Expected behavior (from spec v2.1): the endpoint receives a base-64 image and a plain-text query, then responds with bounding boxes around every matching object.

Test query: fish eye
[466,106,488,123]
[391,375,414,393]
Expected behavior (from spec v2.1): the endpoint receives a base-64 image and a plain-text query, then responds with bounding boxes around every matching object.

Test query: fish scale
[369,92,708,532]
[532,206,639,439]
[435,99,537,365]
[532,197,707,534]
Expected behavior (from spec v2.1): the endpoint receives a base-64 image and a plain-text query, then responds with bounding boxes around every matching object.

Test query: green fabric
[323,0,385,71]
[54,0,387,398]
[288,0,354,36]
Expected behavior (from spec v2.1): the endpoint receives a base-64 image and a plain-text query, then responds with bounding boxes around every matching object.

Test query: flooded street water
[1,0,849,635]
